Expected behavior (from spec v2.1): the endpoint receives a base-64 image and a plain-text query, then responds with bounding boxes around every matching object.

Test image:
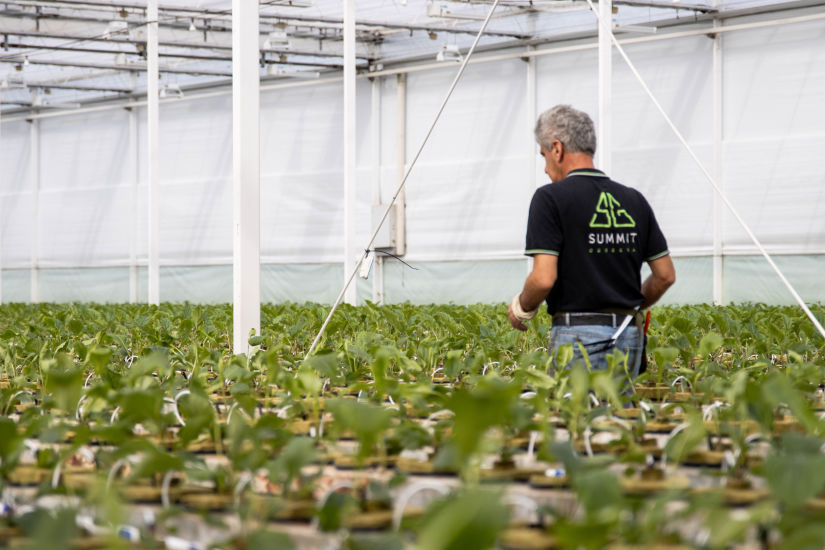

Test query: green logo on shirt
[589,192,636,228]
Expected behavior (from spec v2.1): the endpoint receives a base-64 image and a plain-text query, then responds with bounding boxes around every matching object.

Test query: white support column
[29,119,40,304]
[370,76,383,304]
[128,104,139,303]
[712,9,724,305]
[147,0,160,305]
[597,0,612,174]
[232,0,261,354]
[395,73,407,257]
[526,45,537,277]
[0,94,3,305]
[343,0,357,305]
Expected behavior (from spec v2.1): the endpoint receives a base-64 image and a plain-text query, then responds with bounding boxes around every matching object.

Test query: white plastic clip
[359,250,375,279]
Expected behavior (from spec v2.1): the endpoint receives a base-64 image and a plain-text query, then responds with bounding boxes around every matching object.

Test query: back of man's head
[534,105,597,156]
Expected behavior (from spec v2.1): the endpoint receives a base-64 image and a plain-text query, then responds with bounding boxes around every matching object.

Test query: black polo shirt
[524,168,669,314]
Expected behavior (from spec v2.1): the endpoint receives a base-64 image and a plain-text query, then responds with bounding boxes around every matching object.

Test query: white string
[304,0,502,359]
[584,0,825,341]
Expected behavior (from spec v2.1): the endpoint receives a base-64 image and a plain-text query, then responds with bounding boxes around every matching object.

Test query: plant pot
[528,474,569,489]
[635,385,670,400]
[333,454,398,469]
[179,491,234,511]
[480,465,547,482]
[499,527,557,550]
[620,474,690,496]
[394,456,456,476]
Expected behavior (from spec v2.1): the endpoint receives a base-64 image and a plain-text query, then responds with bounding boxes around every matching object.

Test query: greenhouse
[0,0,824,548]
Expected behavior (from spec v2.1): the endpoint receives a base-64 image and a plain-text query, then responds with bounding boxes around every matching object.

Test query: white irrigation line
[304,0,502,359]
[584,0,825,342]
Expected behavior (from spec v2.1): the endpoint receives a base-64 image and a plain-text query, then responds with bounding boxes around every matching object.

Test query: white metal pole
[712,8,724,305]
[232,0,261,354]
[0,94,3,305]
[128,103,138,303]
[597,0,612,174]
[343,0,357,305]
[526,45,536,277]
[29,119,40,303]
[147,0,160,305]
[395,73,407,257]
[371,76,382,304]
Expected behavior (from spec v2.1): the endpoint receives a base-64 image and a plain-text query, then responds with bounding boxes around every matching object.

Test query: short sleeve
[641,195,669,261]
[525,189,563,256]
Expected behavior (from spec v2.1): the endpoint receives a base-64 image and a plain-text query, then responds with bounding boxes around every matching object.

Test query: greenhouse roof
[0,0,816,114]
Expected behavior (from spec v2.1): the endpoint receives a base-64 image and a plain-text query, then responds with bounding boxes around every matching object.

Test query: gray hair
[534,105,596,156]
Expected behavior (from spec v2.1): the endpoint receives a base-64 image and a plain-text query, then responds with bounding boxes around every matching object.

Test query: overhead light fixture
[23,56,29,66]
[159,83,184,99]
[436,43,462,63]
[0,78,26,90]
[119,8,128,18]
[428,31,437,40]
[427,2,443,17]
[188,18,197,32]
[263,30,290,50]
[103,20,128,40]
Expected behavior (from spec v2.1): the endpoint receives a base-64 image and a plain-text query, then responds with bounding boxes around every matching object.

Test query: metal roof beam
[1,41,349,67]
[1,29,376,60]
[0,56,234,77]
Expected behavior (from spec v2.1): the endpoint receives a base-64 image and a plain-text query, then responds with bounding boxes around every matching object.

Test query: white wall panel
[0,120,31,195]
[722,16,825,253]
[39,110,131,191]
[260,80,373,263]
[404,60,530,259]
[535,47,598,131]
[0,193,33,267]
[723,136,825,250]
[613,36,713,149]
[38,186,133,264]
[1,13,824,305]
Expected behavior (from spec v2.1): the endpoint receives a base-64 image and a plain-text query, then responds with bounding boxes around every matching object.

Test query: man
[508,105,675,377]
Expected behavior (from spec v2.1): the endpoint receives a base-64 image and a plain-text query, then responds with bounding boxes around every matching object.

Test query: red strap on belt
[644,310,651,334]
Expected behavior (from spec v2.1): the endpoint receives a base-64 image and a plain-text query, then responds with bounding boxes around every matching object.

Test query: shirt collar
[566,168,608,178]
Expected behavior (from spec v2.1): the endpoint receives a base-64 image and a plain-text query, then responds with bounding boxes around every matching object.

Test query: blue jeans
[549,324,644,379]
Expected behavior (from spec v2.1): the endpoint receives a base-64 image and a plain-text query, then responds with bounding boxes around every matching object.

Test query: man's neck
[561,154,596,178]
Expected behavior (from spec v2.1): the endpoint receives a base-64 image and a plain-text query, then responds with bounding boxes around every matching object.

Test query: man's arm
[641,255,676,309]
[508,254,558,331]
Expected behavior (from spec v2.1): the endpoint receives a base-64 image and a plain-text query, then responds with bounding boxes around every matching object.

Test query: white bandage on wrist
[511,294,539,322]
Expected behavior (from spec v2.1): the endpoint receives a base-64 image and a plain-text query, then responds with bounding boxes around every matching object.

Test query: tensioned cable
[304,0,502,359]
[583,0,825,340]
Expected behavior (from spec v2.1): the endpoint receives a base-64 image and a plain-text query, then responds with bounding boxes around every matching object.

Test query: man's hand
[508,254,557,330]
[508,297,529,331]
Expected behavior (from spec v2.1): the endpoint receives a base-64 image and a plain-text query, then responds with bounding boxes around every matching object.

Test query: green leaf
[244,530,297,550]
[415,488,510,550]
[698,332,724,358]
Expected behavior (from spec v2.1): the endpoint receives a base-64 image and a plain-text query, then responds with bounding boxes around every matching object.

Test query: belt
[552,312,638,328]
